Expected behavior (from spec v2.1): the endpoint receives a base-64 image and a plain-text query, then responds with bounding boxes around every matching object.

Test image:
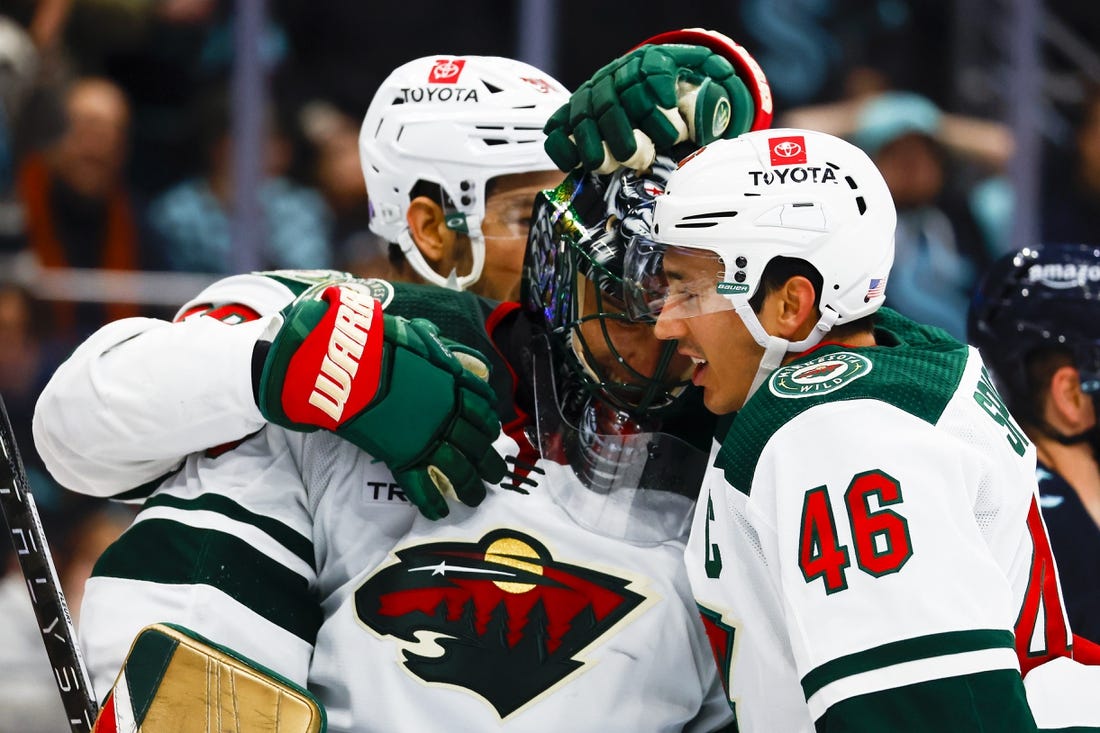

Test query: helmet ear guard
[360,55,569,291]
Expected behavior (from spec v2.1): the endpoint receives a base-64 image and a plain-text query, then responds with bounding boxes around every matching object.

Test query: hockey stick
[0,395,98,732]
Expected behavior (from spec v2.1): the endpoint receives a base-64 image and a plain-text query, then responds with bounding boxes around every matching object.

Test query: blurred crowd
[1,1,1100,729]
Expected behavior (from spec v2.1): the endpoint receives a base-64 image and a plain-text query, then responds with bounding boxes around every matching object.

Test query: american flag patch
[866,277,886,299]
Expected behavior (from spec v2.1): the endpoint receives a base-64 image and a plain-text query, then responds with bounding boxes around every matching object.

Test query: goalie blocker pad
[92,623,325,733]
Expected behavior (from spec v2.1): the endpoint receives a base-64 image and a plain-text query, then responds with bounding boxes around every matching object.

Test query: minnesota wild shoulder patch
[768,351,872,399]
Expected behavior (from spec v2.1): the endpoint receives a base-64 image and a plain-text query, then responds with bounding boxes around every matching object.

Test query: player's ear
[406,196,456,268]
[770,275,818,340]
[1048,365,1092,431]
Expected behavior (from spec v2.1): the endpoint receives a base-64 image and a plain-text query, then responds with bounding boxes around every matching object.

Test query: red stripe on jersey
[486,302,539,485]
[1016,496,1071,674]
[1072,633,1100,665]
[92,692,116,732]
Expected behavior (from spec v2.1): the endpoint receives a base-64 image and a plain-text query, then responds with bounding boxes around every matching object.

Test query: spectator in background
[0,282,66,509]
[783,87,1014,339]
[1042,86,1100,245]
[0,16,42,255]
[298,99,382,274]
[15,76,143,341]
[146,86,333,274]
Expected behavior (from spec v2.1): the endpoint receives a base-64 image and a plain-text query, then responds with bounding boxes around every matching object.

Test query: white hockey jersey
[685,308,1095,732]
[35,271,734,732]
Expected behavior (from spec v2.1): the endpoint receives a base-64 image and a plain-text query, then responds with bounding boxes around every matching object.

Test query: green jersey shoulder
[717,308,969,495]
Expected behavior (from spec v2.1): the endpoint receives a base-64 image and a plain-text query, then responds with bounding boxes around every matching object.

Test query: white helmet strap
[396,214,486,292]
[734,301,839,402]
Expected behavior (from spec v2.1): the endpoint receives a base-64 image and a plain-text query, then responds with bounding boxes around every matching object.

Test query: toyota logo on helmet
[428,59,465,83]
[768,136,807,165]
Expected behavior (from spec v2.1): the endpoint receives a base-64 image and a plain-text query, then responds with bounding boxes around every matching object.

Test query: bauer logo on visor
[769,136,807,166]
[429,59,465,83]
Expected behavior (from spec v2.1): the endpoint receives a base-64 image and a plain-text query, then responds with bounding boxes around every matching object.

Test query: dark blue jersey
[1037,460,1100,643]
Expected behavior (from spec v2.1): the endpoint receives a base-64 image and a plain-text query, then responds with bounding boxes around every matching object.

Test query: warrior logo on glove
[257,278,507,520]
[287,285,383,426]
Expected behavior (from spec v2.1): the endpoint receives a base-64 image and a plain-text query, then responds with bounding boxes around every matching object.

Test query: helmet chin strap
[396,214,486,291]
[733,302,839,402]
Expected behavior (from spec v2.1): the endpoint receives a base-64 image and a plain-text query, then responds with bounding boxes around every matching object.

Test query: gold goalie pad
[92,623,325,733]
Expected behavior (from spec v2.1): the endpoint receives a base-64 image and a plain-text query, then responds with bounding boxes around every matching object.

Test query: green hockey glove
[256,279,506,519]
[544,29,772,174]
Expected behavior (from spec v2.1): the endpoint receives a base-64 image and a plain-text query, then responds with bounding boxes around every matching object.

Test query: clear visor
[527,335,706,543]
[482,170,565,240]
[624,236,741,322]
[481,189,539,240]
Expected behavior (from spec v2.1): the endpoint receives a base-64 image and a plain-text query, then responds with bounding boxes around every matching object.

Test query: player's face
[477,169,564,302]
[654,248,763,414]
[576,277,694,393]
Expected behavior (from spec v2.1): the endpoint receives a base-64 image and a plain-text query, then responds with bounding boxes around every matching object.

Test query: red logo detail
[282,285,383,430]
[177,302,261,324]
[520,77,556,94]
[798,363,843,379]
[769,136,807,166]
[676,145,708,169]
[428,59,465,84]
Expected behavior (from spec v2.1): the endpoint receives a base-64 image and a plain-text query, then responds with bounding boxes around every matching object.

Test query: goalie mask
[969,243,1100,449]
[520,155,710,542]
[522,155,694,417]
[360,55,568,292]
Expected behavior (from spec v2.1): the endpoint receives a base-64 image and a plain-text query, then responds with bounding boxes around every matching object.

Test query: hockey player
[969,243,1100,643]
[358,55,567,303]
[33,33,772,732]
[624,129,1100,730]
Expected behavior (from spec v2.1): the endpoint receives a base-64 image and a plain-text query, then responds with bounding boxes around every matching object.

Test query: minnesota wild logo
[354,530,646,717]
[769,351,872,398]
[359,277,395,308]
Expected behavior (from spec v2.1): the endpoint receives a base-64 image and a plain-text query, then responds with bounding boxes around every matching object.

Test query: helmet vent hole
[484,139,509,146]
[683,211,738,219]
[675,222,719,229]
[484,81,503,94]
[856,196,867,215]
[844,176,858,190]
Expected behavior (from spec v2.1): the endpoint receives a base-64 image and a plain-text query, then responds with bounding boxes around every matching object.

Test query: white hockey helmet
[360,55,569,291]
[626,128,896,397]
